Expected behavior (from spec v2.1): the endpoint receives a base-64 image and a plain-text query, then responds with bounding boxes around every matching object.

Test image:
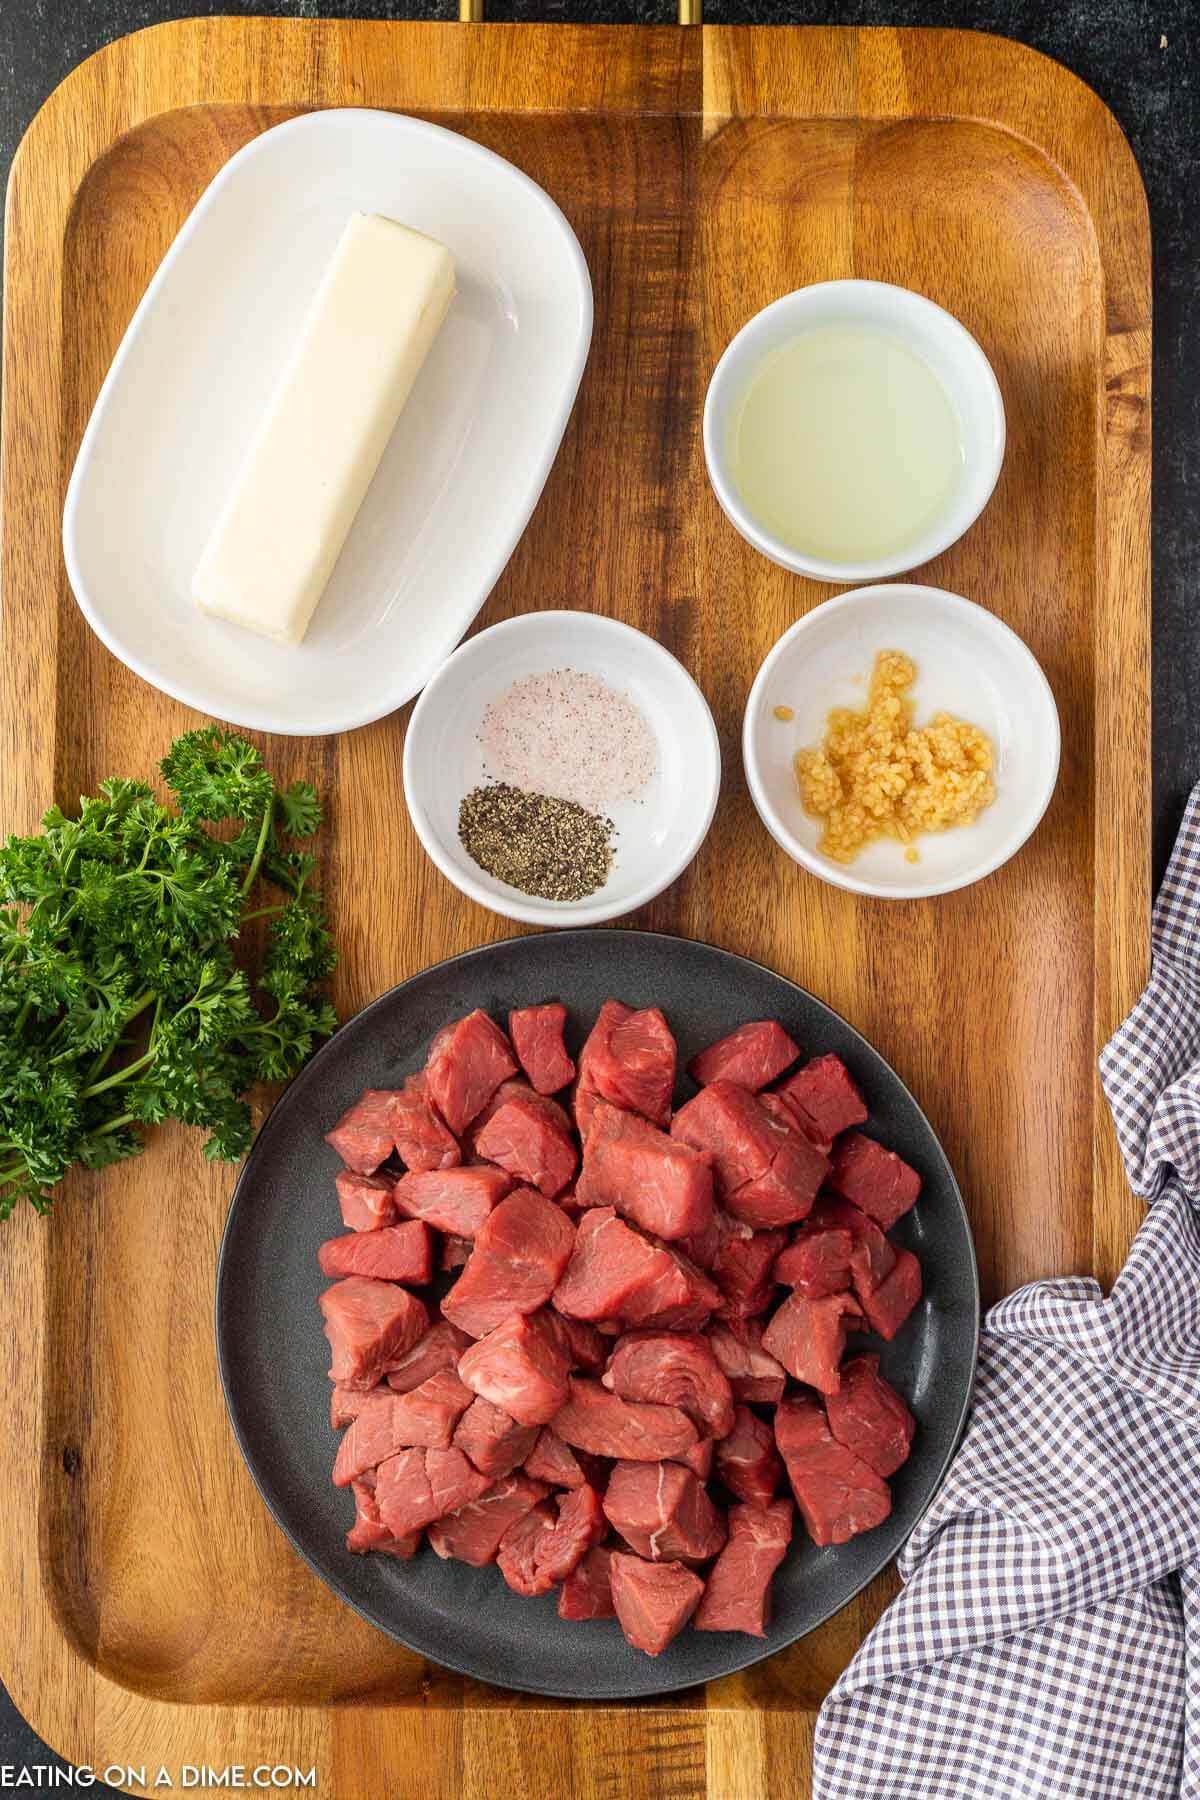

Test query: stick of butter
[193,212,455,645]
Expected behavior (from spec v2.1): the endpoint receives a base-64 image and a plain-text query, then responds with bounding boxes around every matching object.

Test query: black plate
[215,930,979,1700]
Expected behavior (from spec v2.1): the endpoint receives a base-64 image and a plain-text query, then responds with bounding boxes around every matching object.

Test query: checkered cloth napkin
[813,790,1200,1800]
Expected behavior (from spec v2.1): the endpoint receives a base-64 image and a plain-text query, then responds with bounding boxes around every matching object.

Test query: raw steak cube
[610,1553,704,1655]
[331,1384,376,1430]
[775,1394,891,1546]
[809,1198,897,1298]
[375,1445,492,1537]
[320,1279,430,1391]
[858,1247,922,1340]
[441,1235,472,1271]
[670,1080,778,1194]
[333,1370,474,1485]
[393,1165,512,1237]
[694,1499,793,1637]
[335,1169,397,1233]
[714,1405,783,1507]
[441,1189,576,1338]
[761,1291,862,1395]
[385,1321,472,1394]
[678,1437,714,1481]
[497,1484,607,1596]
[539,1312,608,1375]
[346,1477,422,1558]
[509,1003,575,1094]
[553,1209,719,1329]
[603,1461,727,1563]
[577,1000,676,1128]
[602,1331,734,1439]
[458,1312,571,1426]
[325,1090,401,1175]
[711,1225,787,1319]
[453,1397,539,1480]
[826,1354,916,1477]
[829,1133,921,1229]
[474,1092,578,1198]
[425,1010,518,1135]
[576,1102,715,1241]
[688,1021,799,1092]
[391,1072,461,1173]
[726,1101,828,1228]
[773,1224,854,1298]
[427,1472,550,1567]
[558,1545,616,1620]
[318,1221,434,1284]
[707,1319,788,1405]
[773,1055,868,1149]
[523,1428,604,1491]
[553,1378,698,1462]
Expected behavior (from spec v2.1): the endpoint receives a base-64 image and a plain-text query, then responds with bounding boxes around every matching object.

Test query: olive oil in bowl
[728,327,964,566]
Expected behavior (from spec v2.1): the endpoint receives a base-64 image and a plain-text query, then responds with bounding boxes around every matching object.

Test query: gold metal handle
[459,0,700,19]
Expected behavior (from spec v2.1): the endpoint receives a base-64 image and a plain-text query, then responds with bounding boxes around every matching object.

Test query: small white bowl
[743,585,1060,900]
[404,612,721,926]
[704,281,1006,583]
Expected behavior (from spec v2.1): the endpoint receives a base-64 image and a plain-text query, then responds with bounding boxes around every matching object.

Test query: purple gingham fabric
[813,789,1200,1800]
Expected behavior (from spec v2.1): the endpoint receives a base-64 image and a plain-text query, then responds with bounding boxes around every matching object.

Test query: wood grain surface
[0,20,1150,1799]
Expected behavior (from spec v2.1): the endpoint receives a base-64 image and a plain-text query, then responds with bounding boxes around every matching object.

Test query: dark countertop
[0,0,1194,1783]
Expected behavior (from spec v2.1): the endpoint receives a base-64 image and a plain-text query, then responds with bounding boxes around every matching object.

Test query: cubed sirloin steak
[710,1224,786,1319]
[390,1072,461,1173]
[602,1331,735,1439]
[829,1133,921,1229]
[425,1009,518,1135]
[392,1165,512,1237]
[320,1278,430,1391]
[553,1208,718,1329]
[826,1354,916,1477]
[857,1246,922,1340]
[523,1427,605,1490]
[385,1321,472,1394]
[773,1222,854,1298]
[694,1499,793,1637]
[509,1003,575,1095]
[497,1484,607,1597]
[772,1054,868,1150]
[707,1319,788,1405]
[453,1397,539,1479]
[610,1553,705,1656]
[809,1198,895,1293]
[441,1188,576,1338]
[375,1446,492,1538]
[335,1169,397,1232]
[325,1090,402,1175]
[775,1394,892,1547]
[333,1370,474,1484]
[457,1311,571,1426]
[558,1545,616,1620]
[473,1089,578,1197]
[761,1290,862,1394]
[671,1081,828,1225]
[688,1021,799,1092]
[575,1102,715,1241]
[714,1406,783,1507]
[318,1220,434,1284]
[576,1000,676,1129]
[441,1235,472,1271]
[346,1477,421,1558]
[728,1099,830,1229]
[680,1437,715,1481]
[427,1472,550,1567]
[553,1377,699,1462]
[331,1384,376,1430]
[540,1312,608,1375]
[603,1461,727,1563]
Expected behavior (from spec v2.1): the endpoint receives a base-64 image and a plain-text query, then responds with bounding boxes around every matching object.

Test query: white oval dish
[704,281,1006,584]
[62,109,593,737]
[404,612,721,927]
[743,585,1060,900]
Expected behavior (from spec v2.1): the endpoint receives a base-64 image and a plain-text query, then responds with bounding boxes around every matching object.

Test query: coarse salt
[481,669,657,813]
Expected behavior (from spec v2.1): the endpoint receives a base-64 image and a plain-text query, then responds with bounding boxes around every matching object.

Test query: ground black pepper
[458,782,614,902]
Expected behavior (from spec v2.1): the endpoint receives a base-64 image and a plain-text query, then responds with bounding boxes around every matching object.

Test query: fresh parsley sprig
[0,728,337,1218]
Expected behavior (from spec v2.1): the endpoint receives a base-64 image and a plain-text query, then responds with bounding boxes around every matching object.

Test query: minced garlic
[794,650,995,864]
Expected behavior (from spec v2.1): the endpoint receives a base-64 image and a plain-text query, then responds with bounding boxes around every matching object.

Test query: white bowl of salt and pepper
[403,611,721,927]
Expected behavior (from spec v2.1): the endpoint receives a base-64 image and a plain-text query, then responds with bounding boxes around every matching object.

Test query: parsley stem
[81,996,162,1098]
[240,803,274,898]
[240,903,285,925]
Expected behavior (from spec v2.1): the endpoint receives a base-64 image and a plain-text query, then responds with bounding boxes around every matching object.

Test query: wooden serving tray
[0,19,1150,1798]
